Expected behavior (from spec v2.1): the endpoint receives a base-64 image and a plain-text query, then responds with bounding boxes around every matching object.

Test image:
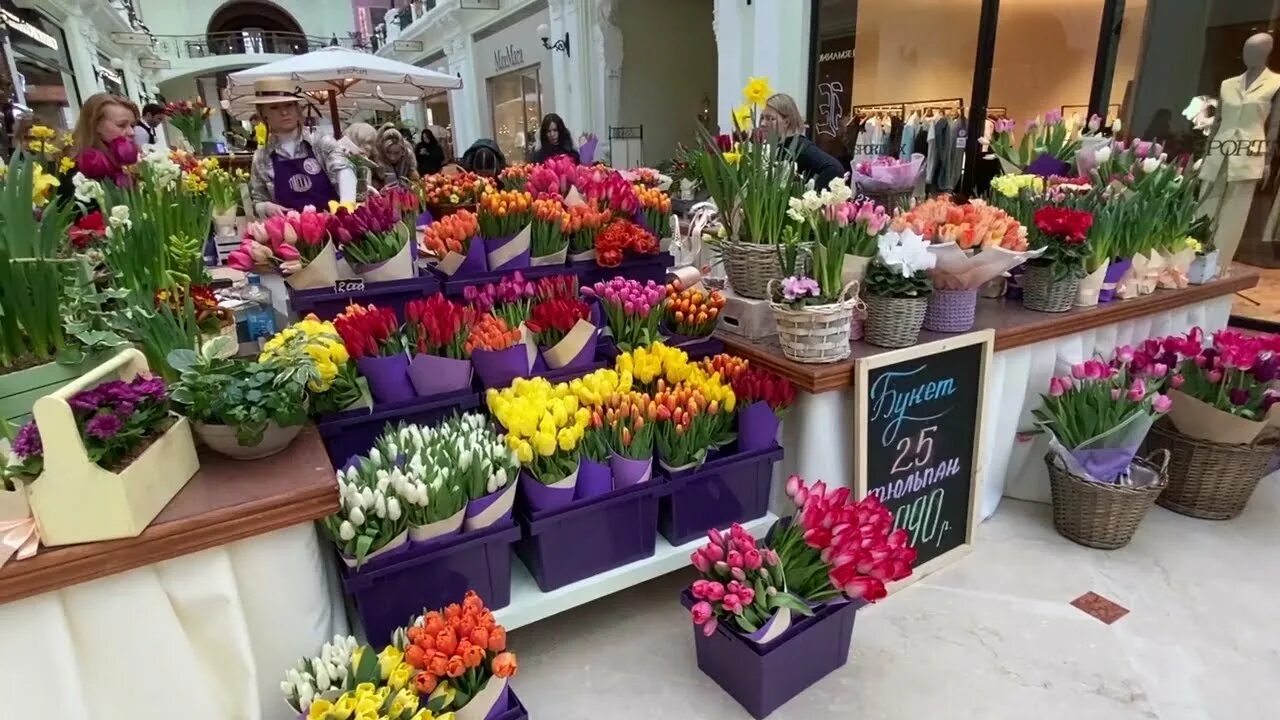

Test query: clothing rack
[986,106,1008,118]
[850,103,906,116]
[1061,103,1120,118]
[902,97,966,116]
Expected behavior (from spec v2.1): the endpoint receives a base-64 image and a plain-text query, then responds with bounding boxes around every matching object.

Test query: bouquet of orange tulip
[565,201,613,259]
[478,189,533,239]
[420,171,491,209]
[499,163,532,191]
[654,383,720,469]
[663,280,725,339]
[420,208,479,259]
[635,184,673,238]
[605,390,659,485]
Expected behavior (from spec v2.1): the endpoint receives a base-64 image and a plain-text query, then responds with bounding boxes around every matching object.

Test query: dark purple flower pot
[471,345,532,389]
[484,233,531,272]
[658,444,782,545]
[611,451,653,487]
[357,354,416,405]
[737,400,781,452]
[1098,257,1132,303]
[680,589,864,719]
[515,479,662,591]
[574,455,613,500]
[518,468,577,513]
[316,388,482,469]
[407,354,473,397]
[340,520,520,645]
[661,327,726,361]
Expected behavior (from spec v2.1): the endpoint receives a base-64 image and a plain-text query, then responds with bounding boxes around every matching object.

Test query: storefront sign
[394,40,424,53]
[96,66,123,83]
[139,57,171,70]
[493,43,525,72]
[2,8,57,50]
[109,31,152,47]
[813,34,853,158]
[854,331,992,579]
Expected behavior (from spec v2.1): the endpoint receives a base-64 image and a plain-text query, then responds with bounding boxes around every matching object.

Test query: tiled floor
[1232,264,1280,326]
[508,476,1279,720]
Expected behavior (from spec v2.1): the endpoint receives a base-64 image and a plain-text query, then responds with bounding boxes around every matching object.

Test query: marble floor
[508,476,1279,720]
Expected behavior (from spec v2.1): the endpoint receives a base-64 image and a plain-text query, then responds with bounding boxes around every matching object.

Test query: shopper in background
[416,128,446,176]
[461,138,508,178]
[245,77,356,216]
[531,112,579,164]
[336,122,377,200]
[57,92,141,211]
[133,102,166,148]
[760,92,846,191]
[373,124,419,188]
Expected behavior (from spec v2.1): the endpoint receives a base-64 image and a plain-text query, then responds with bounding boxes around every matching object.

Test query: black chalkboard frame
[852,329,994,587]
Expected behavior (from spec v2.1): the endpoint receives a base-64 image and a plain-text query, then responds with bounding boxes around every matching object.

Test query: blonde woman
[760,92,846,190]
[373,124,419,188]
[336,122,378,199]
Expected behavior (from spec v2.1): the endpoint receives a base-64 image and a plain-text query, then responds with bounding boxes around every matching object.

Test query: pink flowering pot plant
[1032,349,1172,485]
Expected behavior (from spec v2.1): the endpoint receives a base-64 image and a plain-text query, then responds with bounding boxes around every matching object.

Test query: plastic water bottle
[242,274,277,343]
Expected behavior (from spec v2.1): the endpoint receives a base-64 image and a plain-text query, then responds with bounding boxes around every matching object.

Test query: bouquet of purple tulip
[330,194,411,266]
[465,270,538,329]
[581,277,664,351]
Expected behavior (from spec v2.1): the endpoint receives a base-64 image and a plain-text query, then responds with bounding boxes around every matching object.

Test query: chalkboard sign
[854,331,992,579]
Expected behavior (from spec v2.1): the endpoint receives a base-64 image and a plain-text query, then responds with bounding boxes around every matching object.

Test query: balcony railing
[151,31,358,62]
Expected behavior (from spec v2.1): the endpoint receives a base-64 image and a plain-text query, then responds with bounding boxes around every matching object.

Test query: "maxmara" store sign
[493,44,525,72]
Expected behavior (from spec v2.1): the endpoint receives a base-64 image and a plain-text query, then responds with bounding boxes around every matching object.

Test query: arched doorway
[206,0,308,56]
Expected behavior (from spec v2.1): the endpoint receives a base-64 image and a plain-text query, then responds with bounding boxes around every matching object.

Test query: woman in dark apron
[246,78,357,216]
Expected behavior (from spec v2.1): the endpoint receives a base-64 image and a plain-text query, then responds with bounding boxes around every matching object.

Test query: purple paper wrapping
[471,345,531,388]
[611,452,653,487]
[1026,152,1072,178]
[418,210,434,228]
[485,233,531,272]
[438,238,489,278]
[357,354,416,405]
[518,469,577,512]
[479,682,512,720]
[579,135,598,165]
[1070,447,1142,484]
[738,400,781,452]
[541,327,599,371]
[1005,264,1026,301]
[575,455,613,499]
[1098,257,1133,303]
[407,354,473,397]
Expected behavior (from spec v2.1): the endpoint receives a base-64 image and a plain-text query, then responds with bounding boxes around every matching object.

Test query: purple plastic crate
[573,254,670,288]
[541,358,607,384]
[430,262,571,298]
[515,479,663,591]
[316,388,481,468]
[657,444,783,546]
[341,520,521,645]
[663,335,725,360]
[286,273,441,322]
[680,589,863,719]
[493,689,529,720]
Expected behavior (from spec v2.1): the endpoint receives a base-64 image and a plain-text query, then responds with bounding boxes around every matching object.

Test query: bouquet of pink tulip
[527,155,579,199]
[1032,351,1171,483]
[580,277,664,351]
[227,219,300,272]
[688,524,809,638]
[464,270,537,329]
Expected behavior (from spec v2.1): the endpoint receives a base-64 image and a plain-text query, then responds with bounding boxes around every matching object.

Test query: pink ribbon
[0,517,39,568]
[1158,267,1189,290]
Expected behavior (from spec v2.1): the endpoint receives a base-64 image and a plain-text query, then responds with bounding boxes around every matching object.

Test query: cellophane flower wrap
[8,375,170,477]
[486,376,589,484]
[863,228,936,298]
[329,195,411,266]
[852,153,924,193]
[405,294,473,360]
[687,523,811,638]
[394,591,518,714]
[464,271,537,329]
[1143,328,1280,444]
[1032,351,1171,484]
[582,277,664,350]
[323,446,409,566]
[897,197,1038,290]
[334,304,404,359]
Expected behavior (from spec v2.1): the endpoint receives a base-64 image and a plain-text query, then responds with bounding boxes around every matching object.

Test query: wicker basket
[1046,450,1168,550]
[1144,419,1277,520]
[769,281,862,363]
[864,294,927,348]
[1022,264,1080,313]
[923,288,978,333]
[723,241,806,300]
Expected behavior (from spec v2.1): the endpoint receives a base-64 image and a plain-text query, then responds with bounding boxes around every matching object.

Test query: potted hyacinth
[1033,349,1172,549]
[682,477,914,718]
[861,228,936,348]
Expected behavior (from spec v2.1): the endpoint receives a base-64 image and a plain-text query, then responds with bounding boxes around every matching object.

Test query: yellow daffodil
[58,156,75,174]
[329,200,357,214]
[31,165,59,207]
[722,151,742,166]
[732,104,753,131]
[28,125,56,140]
[1184,237,1202,253]
[743,76,772,107]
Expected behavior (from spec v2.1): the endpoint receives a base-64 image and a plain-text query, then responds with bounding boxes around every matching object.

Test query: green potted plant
[167,336,310,460]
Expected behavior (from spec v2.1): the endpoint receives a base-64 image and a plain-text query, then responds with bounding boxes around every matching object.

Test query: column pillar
[586,0,622,160]
[445,25,482,153]
[63,11,104,104]
[197,76,226,144]
[547,0,591,140]
[712,0,745,132]
[748,0,810,106]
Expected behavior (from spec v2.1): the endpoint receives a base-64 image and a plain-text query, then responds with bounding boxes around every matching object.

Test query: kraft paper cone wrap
[1075,259,1109,307]
[743,607,792,645]
[436,237,487,277]
[1166,388,1280,445]
[353,240,414,282]
[486,225,532,271]
[455,676,509,720]
[407,506,466,544]
[341,529,408,568]
[541,320,598,370]
[565,186,586,208]
[462,480,517,531]
[285,241,340,290]
[530,246,569,266]
[519,467,579,512]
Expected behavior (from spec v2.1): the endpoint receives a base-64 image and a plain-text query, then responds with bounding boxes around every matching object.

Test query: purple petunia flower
[12,421,42,459]
[781,276,821,301]
[85,412,124,440]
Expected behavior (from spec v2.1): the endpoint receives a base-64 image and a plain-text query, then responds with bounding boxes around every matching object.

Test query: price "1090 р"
[893,488,950,550]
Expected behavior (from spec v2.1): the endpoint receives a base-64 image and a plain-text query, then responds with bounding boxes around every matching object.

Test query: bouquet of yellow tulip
[486,377,590,485]
[675,365,738,448]
[614,341,695,388]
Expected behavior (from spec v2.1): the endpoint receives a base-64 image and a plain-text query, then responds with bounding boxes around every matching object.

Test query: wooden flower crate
[26,349,200,546]
[0,354,105,427]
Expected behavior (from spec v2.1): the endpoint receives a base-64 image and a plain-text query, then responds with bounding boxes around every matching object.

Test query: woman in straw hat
[246,77,357,216]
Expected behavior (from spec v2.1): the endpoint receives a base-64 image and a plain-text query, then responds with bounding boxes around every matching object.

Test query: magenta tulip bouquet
[330,194,412,267]
[580,277,664,351]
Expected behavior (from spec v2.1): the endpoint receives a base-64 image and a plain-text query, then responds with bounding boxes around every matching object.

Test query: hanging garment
[944,116,966,191]
[1201,68,1280,183]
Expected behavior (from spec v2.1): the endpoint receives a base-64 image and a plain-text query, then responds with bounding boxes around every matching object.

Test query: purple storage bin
[572,254,670,288]
[540,358,607,384]
[658,444,783,546]
[515,479,663,591]
[286,272,441,322]
[316,388,481,468]
[662,334,725,360]
[489,688,529,720]
[341,520,521,645]
[431,262,567,298]
[680,590,864,719]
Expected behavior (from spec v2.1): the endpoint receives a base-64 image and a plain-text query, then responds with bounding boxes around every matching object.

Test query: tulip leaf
[734,614,759,633]
[770,591,815,616]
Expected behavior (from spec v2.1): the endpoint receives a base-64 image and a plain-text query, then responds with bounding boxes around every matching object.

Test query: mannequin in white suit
[1201,33,1280,265]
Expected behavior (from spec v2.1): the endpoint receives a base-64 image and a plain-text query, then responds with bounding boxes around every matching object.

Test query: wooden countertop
[0,427,337,605]
[718,266,1259,393]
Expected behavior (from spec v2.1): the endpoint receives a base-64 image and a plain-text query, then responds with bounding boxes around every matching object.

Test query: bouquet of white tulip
[433,413,520,501]
[375,422,470,542]
[280,635,361,713]
[323,446,409,567]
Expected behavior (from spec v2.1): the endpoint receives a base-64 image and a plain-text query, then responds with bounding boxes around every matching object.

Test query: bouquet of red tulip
[525,297,591,348]
[164,98,211,147]
[333,304,404,359]
[405,293,474,360]
[535,273,580,301]
[381,185,421,228]
[731,366,796,417]
[330,195,412,268]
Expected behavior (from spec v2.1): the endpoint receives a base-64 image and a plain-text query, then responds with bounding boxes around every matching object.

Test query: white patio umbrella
[226,46,461,134]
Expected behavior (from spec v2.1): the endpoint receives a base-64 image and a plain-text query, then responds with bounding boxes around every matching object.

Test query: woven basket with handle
[1143,419,1277,520]
[1046,449,1168,550]
[768,281,863,363]
[723,241,807,300]
[1022,264,1079,313]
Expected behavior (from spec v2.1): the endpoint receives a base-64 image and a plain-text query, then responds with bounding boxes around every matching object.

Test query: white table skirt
[772,296,1234,519]
[0,523,347,720]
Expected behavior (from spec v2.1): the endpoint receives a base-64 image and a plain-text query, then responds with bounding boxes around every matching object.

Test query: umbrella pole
[328,90,342,139]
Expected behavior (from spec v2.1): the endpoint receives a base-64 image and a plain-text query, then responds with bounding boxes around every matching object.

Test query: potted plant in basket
[861,228,936,348]
[1032,352,1172,548]
[1022,205,1092,313]
[167,335,310,459]
[683,476,914,718]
